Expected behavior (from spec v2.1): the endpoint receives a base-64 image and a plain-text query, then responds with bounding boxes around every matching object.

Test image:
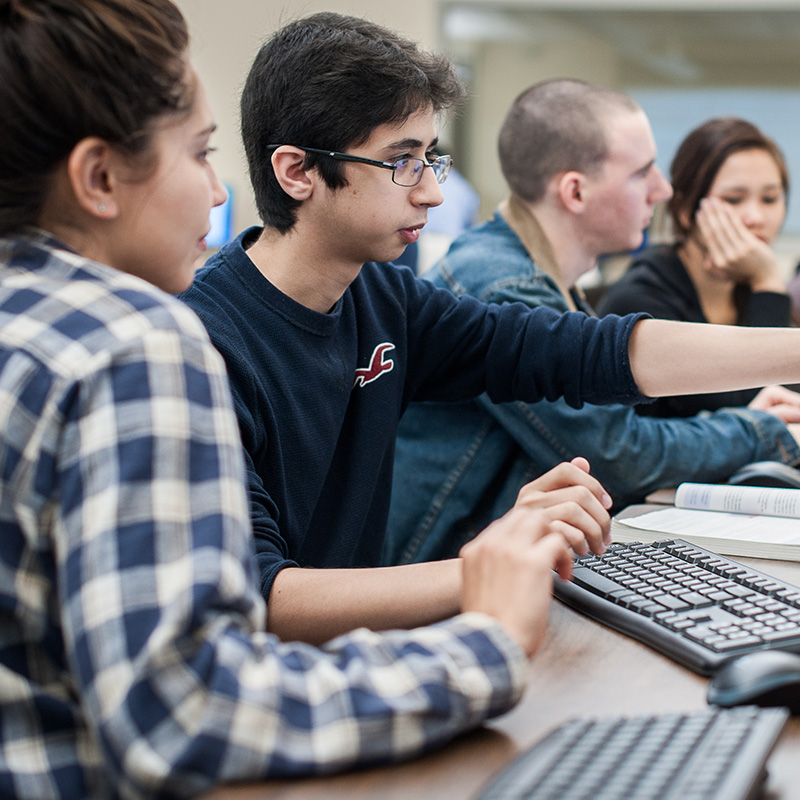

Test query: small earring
[98,204,106,213]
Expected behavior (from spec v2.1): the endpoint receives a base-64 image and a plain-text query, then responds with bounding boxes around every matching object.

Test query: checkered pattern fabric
[0,231,525,800]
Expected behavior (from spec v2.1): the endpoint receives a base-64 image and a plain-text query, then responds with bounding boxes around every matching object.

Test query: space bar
[570,567,627,596]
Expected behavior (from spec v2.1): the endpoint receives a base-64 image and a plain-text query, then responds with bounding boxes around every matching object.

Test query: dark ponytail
[0,0,192,231]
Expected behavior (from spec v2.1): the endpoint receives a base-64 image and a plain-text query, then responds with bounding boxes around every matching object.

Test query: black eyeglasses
[267,145,452,187]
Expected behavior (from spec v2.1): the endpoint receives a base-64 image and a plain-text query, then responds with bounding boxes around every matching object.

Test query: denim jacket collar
[497,195,578,311]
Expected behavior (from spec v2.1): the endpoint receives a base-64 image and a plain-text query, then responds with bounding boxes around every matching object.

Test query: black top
[598,244,792,417]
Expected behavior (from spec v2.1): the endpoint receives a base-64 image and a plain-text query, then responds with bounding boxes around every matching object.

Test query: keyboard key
[713,636,763,650]
[654,594,690,610]
[571,567,625,595]
[762,628,800,643]
[677,591,713,607]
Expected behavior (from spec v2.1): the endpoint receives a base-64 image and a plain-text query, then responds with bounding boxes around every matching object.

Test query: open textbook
[612,483,800,561]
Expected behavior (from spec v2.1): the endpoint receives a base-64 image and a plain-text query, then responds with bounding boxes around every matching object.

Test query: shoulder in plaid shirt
[0,231,526,800]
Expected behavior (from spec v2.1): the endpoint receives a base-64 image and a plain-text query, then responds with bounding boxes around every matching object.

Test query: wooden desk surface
[204,546,800,799]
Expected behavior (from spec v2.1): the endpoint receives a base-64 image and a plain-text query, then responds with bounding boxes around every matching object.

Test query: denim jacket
[385,209,800,565]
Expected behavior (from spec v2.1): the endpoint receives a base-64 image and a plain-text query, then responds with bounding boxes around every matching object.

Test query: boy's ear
[66,137,119,219]
[555,171,587,214]
[270,146,315,200]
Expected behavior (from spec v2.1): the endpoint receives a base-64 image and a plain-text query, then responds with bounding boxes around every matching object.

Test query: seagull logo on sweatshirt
[354,342,395,387]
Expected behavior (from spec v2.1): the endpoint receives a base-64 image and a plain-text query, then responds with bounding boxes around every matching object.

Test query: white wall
[466,34,622,216]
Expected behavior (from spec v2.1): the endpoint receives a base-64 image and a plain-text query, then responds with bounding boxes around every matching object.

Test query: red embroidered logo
[354,342,395,387]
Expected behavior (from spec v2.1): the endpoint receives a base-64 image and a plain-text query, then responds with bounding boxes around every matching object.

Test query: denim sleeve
[461,251,800,507]
[475,390,800,509]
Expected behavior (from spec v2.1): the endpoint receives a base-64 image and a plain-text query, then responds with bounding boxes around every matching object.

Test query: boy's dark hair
[668,116,789,241]
[241,12,465,232]
[498,78,640,204]
[0,0,192,232]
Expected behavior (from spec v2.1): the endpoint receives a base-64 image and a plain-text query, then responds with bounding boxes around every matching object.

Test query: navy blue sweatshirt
[181,228,647,598]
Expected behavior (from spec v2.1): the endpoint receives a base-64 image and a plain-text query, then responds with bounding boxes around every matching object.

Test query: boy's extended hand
[460,507,573,657]
[513,457,612,556]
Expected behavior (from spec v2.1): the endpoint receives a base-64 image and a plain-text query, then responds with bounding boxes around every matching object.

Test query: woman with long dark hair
[600,117,796,418]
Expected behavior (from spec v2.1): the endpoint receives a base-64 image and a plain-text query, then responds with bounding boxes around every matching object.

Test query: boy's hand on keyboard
[513,458,612,556]
[460,507,573,657]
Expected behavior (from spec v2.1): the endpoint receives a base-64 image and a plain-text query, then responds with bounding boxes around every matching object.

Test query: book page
[675,483,800,519]
[620,507,800,546]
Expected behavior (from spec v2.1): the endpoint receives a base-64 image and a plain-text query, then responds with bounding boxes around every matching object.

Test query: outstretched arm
[629,318,800,400]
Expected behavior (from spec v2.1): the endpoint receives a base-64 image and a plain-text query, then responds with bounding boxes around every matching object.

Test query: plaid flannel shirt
[0,231,526,800]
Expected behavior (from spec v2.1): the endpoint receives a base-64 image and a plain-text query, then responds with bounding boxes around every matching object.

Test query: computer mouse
[726,460,800,490]
[708,650,800,714]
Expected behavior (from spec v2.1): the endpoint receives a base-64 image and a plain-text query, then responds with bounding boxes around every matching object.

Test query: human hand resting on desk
[513,457,612,556]
[695,197,786,293]
[460,507,573,657]
[747,385,800,424]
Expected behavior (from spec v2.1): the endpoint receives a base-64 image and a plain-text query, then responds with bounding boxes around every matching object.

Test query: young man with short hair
[387,79,800,564]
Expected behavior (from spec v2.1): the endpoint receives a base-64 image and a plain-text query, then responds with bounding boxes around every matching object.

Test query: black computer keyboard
[473,706,788,800]
[554,539,800,675]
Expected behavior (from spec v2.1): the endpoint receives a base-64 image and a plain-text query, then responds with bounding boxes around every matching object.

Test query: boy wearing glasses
[180,13,800,645]
[181,12,620,643]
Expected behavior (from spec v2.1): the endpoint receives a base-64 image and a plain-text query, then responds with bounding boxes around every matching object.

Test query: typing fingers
[516,478,612,553]
[539,500,609,555]
[537,529,575,582]
[516,459,612,511]
[460,511,573,656]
